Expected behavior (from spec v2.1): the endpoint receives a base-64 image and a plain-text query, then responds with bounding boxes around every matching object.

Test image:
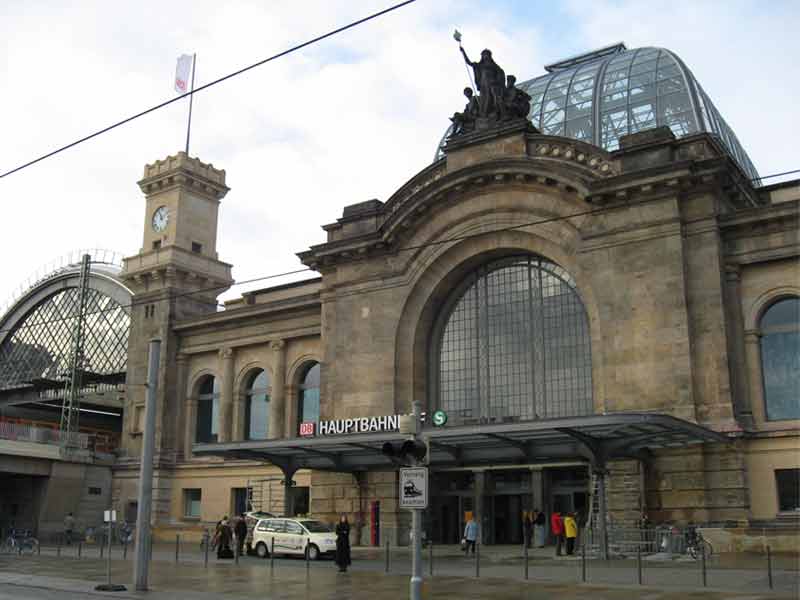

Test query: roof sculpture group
[450,48,532,137]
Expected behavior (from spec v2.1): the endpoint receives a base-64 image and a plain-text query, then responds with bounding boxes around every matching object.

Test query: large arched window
[433,255,592,426]
[297,362,320,431]
[195,375,220,443]
[244,369,270,440]
[759,297,800,421]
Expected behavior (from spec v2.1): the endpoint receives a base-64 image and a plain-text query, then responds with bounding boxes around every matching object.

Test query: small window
[776,469,800,512]
[265,519,285,533]
[191,242,202,253]
[152,240,162,250]
[285,521,303,534]
[88,486,102,496]
[297,362,320,434]
[184,489,202,518]
[132,405,145,433]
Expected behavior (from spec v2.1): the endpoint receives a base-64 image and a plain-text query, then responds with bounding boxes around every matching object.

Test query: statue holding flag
[449,31,532,139]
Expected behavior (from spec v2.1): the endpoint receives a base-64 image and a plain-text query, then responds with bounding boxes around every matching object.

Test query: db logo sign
[299,422,315,437]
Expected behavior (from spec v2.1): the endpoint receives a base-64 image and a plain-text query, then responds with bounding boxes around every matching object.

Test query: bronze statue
[451,87,479,135]
[450,48,530,138]
[460,47,505,118]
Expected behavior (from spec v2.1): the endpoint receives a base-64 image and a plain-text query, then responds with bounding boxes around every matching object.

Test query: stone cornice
[172,291,321,332]
[138,152,229,200]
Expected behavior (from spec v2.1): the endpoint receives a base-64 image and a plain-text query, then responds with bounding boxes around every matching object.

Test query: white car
[252,518,336,560]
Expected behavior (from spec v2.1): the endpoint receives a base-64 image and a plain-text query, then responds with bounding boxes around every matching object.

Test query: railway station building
[1,43,798,552]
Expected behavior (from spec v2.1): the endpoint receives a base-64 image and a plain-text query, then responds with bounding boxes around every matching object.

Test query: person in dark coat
[234,514,248,556]
[523,514,533,549]
[334,514,351,572]
[216,517,233,559]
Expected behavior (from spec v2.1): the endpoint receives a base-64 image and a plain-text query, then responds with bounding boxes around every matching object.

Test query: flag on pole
[453,29,462,43]
[175,54,194,93]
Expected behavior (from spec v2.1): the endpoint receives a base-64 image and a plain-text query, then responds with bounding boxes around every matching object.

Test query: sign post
[95,509,125,591]
[403,401,428,600]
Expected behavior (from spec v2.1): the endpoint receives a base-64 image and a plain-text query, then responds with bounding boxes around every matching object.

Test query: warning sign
[399,467,428,509]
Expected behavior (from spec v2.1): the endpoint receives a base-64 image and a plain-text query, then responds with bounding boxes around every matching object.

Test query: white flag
[175,54,194,94]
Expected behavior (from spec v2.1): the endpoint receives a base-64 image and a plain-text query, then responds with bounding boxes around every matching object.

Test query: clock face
[152,206,169,232]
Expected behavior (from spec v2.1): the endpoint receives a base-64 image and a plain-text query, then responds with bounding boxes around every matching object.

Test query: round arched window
[297,362,320,432]
[433,255,592,426]
[759,297,800,421]
[244,369,270,440]
[195,375,220,443]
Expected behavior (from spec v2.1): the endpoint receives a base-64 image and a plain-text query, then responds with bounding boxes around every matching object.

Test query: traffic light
[382,439,427,465]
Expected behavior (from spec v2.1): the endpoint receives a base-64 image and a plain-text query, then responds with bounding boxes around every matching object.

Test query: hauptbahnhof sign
[299,414,401,437]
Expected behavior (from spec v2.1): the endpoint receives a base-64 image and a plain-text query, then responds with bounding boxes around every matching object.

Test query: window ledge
[182,516,201,521]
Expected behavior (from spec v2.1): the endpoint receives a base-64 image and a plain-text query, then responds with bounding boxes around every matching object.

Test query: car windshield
[299,520,333,533]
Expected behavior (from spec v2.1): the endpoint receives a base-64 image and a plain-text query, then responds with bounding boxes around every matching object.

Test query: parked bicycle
[1,529,39,555]
[685,524,713,559]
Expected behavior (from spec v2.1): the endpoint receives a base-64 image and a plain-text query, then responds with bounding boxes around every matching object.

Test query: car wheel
[256,542,269,559]
[307,544,320,561]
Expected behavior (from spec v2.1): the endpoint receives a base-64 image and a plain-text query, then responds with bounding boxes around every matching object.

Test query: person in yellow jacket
[564,513,578,555]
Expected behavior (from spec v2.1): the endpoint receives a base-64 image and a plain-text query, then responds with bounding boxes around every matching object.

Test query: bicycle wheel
[21,539,38,555]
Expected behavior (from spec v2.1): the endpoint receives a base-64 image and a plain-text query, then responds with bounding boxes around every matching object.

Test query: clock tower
[119,152,234,508]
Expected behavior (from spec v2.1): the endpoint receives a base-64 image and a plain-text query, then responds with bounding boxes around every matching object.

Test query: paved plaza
[0,543,796,600]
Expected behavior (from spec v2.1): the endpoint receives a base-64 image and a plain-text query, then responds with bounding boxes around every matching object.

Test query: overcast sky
[1,0,798,311]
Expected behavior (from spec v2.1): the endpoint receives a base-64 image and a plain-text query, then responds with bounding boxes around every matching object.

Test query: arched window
[759,297,800,421]
[433,255,592,426]
[297,362,320,431]
[244,369,270,440]
[195,375,220,443]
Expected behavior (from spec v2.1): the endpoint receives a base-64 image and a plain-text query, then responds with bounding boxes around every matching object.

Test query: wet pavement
[0,545,796,599]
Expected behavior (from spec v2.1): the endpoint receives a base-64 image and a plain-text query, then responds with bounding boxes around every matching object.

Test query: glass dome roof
[438,44,760,183]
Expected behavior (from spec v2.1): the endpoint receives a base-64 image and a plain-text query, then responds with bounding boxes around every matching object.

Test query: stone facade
[113,119,799,550]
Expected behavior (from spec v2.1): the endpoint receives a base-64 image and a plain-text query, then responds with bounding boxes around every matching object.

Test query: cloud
[0,0,796,312]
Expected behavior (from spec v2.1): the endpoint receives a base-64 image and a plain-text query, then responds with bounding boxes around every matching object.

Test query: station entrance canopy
[193,412,728,474]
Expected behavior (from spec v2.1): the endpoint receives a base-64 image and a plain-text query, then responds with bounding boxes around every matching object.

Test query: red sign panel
[299,422,315,437]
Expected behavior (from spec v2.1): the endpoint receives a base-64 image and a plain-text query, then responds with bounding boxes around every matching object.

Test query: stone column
[219,347,235,443]
[723,265,754,428]
[270,340,287,439]
[744,330,764,422]
[175,353,189,458]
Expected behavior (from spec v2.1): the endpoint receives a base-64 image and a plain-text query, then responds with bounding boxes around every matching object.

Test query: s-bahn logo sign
[300,414,401,437]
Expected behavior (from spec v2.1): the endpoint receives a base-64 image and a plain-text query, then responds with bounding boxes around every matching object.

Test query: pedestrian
[216,517,233,559]
[64,512,76,545]
[234,513,247,556]
[534,509,546,547]
[523,513,533,549]
[564,512,578,555]
[334,514,351,572]
[550,510,564,556]
[463,515,478,555]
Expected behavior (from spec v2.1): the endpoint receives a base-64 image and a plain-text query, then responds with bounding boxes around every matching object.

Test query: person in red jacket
[550,511,564,556]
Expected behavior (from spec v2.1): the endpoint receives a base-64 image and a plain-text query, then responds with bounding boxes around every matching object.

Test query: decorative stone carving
[219,347,234,360]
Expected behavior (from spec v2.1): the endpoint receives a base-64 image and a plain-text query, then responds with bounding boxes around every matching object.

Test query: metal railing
[0,420,118,454]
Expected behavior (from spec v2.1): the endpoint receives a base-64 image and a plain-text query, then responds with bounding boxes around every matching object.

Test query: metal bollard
[149,536,153,561]
[429,541,433,577]
[175,534,180,564]
[123,539,127,560]
[203,532,209,568]
[234,535,239,566]
[78,542,82,558]
[57,540,61,558]
[305,537,310,577]
[523,543,529,580]
[767,545,773,590]
[581,542,586,582]
[37,541,41,556]
[701,543,707,587]
[637,545,642,585]
[100,535,104,559]
[270,537,275,571]
[475,542,480,578]
[384,538,389,573]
